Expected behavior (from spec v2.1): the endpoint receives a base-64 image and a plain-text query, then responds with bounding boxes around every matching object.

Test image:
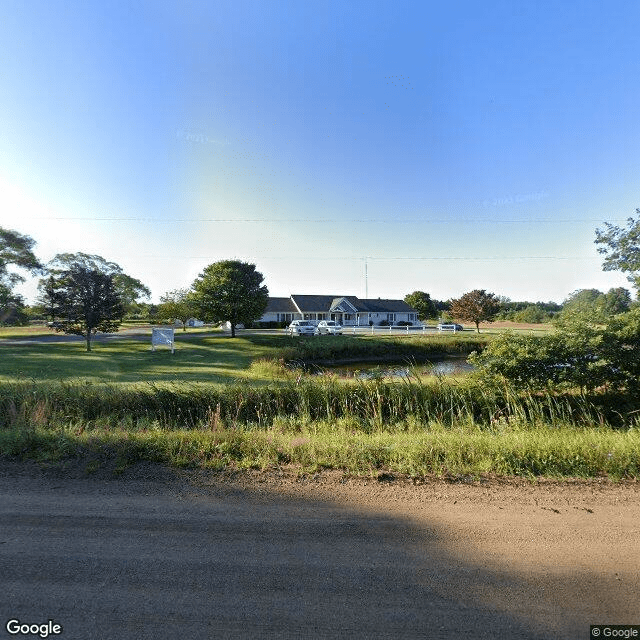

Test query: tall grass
[0,374,634,433]
[2,417,638,479]
[2,340,639,478]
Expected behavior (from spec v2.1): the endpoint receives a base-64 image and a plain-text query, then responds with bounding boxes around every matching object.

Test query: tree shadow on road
[1,461,635,640]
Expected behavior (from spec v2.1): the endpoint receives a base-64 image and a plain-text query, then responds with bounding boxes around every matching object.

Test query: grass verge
[1,376,638,480]
[2,419,638,480]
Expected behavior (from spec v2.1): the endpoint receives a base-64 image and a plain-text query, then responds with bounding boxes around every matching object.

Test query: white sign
[152,327,175,353]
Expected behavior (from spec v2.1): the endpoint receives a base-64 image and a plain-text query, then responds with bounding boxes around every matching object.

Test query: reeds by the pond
[1,376,638,478]
[0,374,634,432]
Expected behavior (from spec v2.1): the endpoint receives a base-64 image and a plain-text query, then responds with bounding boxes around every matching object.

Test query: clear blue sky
[1,0,638,304]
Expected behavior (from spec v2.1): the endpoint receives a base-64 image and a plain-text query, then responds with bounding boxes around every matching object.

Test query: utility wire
[24,216,623,224]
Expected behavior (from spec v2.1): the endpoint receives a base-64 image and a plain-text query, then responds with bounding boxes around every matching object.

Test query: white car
[286,320,316,336]
[315,320,343,335]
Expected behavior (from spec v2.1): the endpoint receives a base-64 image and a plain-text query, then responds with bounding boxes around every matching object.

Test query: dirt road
[1,461,638,639]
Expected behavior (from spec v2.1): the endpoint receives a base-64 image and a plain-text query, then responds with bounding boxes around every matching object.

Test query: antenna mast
[364,257,368,299]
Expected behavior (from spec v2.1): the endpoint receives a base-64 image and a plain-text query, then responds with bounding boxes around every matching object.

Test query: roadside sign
[152,327,175,354]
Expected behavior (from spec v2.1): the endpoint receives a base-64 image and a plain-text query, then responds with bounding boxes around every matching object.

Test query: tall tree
[595,211,640,291]
[555,287,632,327]
[191,260,268,337]
[404,291,436,321]
[158,288,199,331]
[450,289,500,333]
[53,266,124,351]
[0,228,41,323]
[42,253,150,318]
[35,275,63,323]
[0,227,41,285]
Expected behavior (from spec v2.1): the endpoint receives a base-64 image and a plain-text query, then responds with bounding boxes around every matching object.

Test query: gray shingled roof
[264,297,298,313]
[287,295,416,314]
[361,298,416,313]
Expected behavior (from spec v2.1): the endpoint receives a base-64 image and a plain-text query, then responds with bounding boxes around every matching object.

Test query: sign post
[151,327,175,354]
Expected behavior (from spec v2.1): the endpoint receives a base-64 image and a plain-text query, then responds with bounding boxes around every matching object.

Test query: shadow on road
[0,462,636,639]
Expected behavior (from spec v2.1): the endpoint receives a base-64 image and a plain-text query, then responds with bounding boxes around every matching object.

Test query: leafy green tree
[35,275,63,323]
[470,326,609,393]
[600,307,640,390]
[600,287,632,316]
[595,211,640,291]
[0,286,28,325]
[513,305,549,324]
[41,253,150,320]
[53,266,125,351]
[0,227,41,323]
[555,288,632,327]
[555,289,604,325]
[450,289,500,332]
[0,227,41,286]
[46,253,149,311]
[191,260,268,337]
[158,288,199,331]
[404,291,436,321]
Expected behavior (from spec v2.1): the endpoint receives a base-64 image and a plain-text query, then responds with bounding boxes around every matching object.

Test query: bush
[471,310,640,394]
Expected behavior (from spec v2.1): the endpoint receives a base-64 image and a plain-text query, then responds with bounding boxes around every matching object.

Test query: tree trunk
[475,321,480,333]
[85,332,92,352]
[230,322,236,338]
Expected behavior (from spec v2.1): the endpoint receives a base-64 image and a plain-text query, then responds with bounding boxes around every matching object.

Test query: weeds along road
[1,462,638,639]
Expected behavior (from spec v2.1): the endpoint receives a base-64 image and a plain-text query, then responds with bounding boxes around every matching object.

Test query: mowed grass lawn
[0,335,285,384]
[0,329,489,384]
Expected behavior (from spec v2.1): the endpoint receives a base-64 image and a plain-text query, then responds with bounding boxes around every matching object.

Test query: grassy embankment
[1,330,638,479]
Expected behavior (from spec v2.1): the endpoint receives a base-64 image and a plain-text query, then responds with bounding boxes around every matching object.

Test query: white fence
[348,325,434,335]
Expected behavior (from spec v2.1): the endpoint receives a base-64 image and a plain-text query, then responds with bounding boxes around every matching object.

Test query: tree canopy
[404,291,436,321]
[191,260,269,337]
[0,227,41,286]
[449,289,500,332]
[595,211,640,291]
[52,265,125,351]
[0,227,42,325]
[42,253,150,317]
[554,287,632,327]
[158,288,198,331]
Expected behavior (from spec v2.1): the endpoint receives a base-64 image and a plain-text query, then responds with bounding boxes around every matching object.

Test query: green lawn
[2,327,638,480]
[0,335,282,384]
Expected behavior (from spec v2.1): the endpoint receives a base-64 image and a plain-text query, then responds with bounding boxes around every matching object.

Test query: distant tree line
[3,207,640,355]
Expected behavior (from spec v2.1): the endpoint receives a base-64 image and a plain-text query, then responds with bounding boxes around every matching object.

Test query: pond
[318,356,475,379]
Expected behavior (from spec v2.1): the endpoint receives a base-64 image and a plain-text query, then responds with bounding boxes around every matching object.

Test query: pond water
[320,356,474,379]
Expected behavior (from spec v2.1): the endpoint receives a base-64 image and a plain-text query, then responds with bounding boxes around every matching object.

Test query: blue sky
[1,0,638,304]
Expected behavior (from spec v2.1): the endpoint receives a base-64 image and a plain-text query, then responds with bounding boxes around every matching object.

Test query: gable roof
[287,295,416,314]
[264,297,298,313]
[361,298,416,313]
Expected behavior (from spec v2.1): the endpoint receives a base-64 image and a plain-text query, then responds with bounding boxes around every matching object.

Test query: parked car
[437,323,464,332]
[315,320,342,335]
[286,320,316,336]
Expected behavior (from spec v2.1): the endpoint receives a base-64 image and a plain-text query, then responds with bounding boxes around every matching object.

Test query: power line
[23,216,623,224]
[115,254,600,261]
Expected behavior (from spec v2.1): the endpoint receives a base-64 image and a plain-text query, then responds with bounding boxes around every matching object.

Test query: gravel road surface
[1,462,638,639]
